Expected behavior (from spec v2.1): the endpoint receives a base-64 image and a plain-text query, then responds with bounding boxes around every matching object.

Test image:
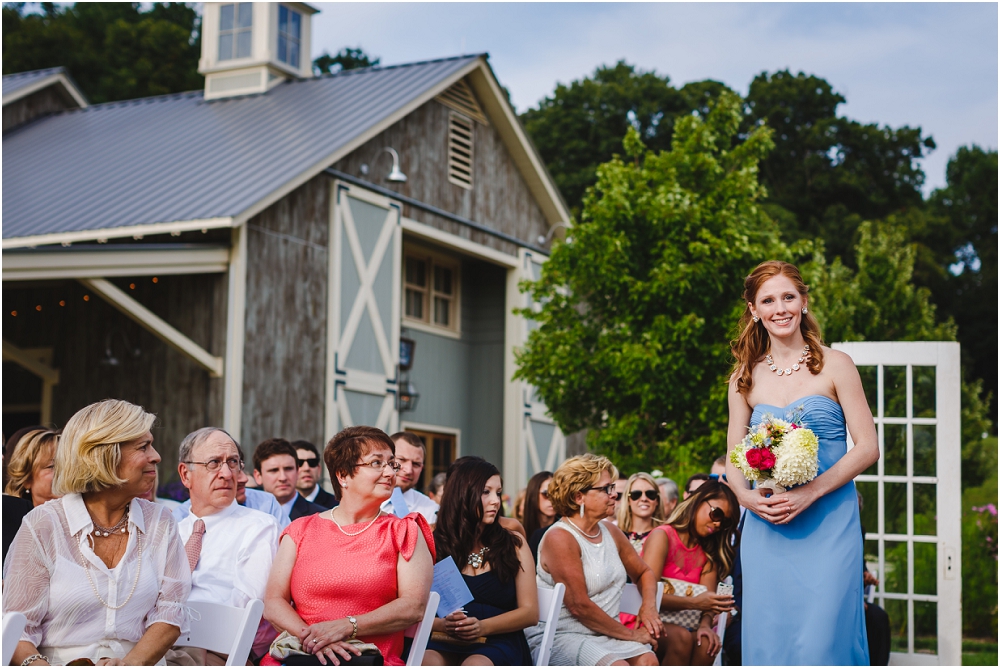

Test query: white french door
[833,341,962,666]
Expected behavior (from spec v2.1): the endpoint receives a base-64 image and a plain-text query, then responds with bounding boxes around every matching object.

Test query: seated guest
[383,432,439,523]
[254,438,324,521]
[293,439,338,509]
[710,456,727,478]
[524,454,662,666]
[654,477,679,518]
[425,457,538,665]
[262,426,434,666]
[641,481,738,665]
[427,471,448,506]
[523,471,556,561]
[613,473,630,519]
[3,399,190,666]
[172,427,279,664]
[3,428,59,562]
[683,473,710,499]
[615,473,666,553]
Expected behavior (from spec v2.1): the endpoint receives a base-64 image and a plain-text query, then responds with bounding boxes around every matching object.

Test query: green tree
[514,92,778,472]
[312,46,379,76]
[2,2,203,103]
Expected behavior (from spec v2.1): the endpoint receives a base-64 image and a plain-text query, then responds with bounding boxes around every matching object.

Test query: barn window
[447,112,474,190]
[404,250,460,335]
[277,5,302,68]
[219,3,253,61]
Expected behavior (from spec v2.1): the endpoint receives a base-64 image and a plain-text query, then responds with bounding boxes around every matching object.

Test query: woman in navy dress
[726,261,879,665]
[425,457,538,666]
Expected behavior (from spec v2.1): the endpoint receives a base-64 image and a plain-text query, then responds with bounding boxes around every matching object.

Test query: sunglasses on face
[707,501,732,527]
[629,489,659,501]
[708,473,728,483]
[298,457,320,468]
[583,483,618,496]
[540,490,550,498]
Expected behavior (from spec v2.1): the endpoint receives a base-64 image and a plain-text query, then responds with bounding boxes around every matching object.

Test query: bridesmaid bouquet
[731,410,819,493]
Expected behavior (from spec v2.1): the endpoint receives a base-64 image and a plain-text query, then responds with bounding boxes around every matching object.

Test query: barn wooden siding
[241,174,330,454]
[2,86,73,134]
[332,96,550,256]
[2,274,226,478]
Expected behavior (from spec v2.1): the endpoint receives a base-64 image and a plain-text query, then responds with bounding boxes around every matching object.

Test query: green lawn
[962,638,998,666]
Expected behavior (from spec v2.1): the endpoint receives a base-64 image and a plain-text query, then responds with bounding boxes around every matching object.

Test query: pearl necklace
[563,517,601,539]
[331,508,383,537]
[89,505,129,537]
[467,546,489,568]
[78,531,143,610]
[766,344,810,377]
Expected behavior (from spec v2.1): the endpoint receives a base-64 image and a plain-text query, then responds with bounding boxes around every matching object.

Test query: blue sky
[310,2,998,193]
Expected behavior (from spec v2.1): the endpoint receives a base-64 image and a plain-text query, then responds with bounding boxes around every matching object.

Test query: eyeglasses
[708,473,728,483]
[583,483,618,496]
[184,457,241,472]
[539,490,550,498]
[298,457,320,468]
[629,489,659,501]
[354,459,402,472]
[707,501,732,527]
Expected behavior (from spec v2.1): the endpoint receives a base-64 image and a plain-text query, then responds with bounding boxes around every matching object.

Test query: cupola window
[278,5,302,68]
[219,3,253,61]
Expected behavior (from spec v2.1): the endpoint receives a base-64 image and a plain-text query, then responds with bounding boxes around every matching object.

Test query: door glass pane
[884,424,907,476]
[912,425,936,477]
[913,484,936,536]
[886,599,908,653]
[885,483,907,534]
[858,366,878,415]
[914,601,938,655]
[857,481,878,535]
[914,542,937,595]
[912,366,936,418]
[884,366,907,417]
[884,540,908,592]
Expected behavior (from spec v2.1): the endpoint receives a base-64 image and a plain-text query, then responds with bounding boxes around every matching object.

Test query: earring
[802,307,809,315]
[579,501,585,518]
[752,315,759,323]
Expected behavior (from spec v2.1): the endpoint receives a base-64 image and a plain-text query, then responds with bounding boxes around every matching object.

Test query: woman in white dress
[3,399,191,666]
[525,454,662,666]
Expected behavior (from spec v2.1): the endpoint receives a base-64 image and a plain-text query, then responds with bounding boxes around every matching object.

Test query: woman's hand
[631,625,658,651]
[635,603,664,641]
[97,659,125,666]
[690,591,734,614]
[299,619,353,653]
[314,641,364,666]
[695,625,722,657]
[444,611,482,640]
[767,484,820,525]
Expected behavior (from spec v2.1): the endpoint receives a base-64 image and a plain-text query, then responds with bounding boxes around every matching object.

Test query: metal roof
[3,67,65,98]
[2,55,482,244]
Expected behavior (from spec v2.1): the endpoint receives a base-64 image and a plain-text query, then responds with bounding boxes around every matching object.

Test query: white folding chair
[712,576,734,667]
[404,591,440,667]
[534,583,566,666]
[619,581,665,615]
[3,612,27,666]
[176,599,264,666]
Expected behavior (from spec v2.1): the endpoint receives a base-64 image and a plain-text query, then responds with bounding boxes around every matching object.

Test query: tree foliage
[514,92,778,472]
[2,2,202,103]
[313,46,380,76]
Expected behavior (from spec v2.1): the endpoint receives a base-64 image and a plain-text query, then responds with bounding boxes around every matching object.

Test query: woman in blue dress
[726,261,879,665]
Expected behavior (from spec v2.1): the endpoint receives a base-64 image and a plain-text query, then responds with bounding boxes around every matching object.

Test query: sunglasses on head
[629,489,659,501]
[707,501,732,527]
[297,457,320,468]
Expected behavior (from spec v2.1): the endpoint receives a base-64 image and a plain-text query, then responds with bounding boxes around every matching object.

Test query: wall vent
[436,79,488,124]
[447,112,474,190]
[207,70,263,94]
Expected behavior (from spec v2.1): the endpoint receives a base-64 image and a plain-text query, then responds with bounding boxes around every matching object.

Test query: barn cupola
[199,2,318,100]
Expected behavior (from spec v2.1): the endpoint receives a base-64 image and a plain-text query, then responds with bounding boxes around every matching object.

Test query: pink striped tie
[185,519,206,572]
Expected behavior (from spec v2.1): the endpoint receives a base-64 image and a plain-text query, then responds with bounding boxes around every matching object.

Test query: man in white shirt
[173,427,279,665]
[382,432,439,524]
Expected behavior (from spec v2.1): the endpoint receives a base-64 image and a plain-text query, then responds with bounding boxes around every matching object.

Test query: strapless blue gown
[741,395,870,665]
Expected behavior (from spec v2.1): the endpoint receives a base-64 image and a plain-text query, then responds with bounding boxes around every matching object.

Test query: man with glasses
[292,439,337,509]
[253,437,324,521]
[172,427,279,664]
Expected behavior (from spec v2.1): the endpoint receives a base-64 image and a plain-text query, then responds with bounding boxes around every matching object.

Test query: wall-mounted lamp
[398,380,420,412]
[537,222,571,246]
[360,147,407,183]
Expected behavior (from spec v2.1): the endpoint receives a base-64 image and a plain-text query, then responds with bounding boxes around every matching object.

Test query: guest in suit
[253,438,324,521]
[293,440,338,510]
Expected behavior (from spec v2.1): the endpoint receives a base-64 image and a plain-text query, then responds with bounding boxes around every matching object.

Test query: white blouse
[2,494,191,664]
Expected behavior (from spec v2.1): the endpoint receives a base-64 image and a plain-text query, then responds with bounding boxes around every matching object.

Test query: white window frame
[218,2,254,62]
[277,5,302,68]
[402,245,461,338]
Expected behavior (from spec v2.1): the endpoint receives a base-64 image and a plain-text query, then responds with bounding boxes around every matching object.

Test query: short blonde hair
[52,399,156,495]
[5,429,59,498]
[548,453,618,517]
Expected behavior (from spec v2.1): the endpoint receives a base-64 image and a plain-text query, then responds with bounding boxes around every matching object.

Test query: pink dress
[261,512,434,666]
[654,524,707,583]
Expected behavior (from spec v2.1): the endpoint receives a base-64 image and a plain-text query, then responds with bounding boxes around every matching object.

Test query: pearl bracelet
[21,654,48,666]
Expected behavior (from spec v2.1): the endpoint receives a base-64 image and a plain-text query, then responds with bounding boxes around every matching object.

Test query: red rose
[758,448,777,470]
[745,448,763,469]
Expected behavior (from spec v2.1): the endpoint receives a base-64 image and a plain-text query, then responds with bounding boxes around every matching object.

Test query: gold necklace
[331,508,383,536]
[766,344,810,377]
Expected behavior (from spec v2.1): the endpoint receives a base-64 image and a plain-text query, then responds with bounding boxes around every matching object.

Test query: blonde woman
[524,454,662,666]
[5,429,60,507]
[614,473,666,553]
[3,399,190,666]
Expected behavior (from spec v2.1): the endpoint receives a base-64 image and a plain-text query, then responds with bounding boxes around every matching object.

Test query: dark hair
[324,426,395,501]
[665,481,740,579]
[684,473,710,494]
[433,456,523,584]
[292,440,319,457]
[389,431,426,452]
[521,470,553,539]
[253,438,298,473]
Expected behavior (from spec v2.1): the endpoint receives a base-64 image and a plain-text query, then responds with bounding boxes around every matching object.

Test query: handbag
[658,578,708,631]
[270,630,384,666]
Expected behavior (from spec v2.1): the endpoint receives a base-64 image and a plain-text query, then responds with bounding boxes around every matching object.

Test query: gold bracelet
[347,615,359,640]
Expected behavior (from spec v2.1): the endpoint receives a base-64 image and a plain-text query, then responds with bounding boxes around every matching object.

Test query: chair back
[534,583,566,666]
[404,591,440,666]
[619,581,664,615]
[712,576,733,667]
[176,599,264,666]
[866,568,878,604]
[3,612,27,666]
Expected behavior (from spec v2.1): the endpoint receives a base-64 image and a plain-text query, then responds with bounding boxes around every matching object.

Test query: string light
[10,311,17,317]
[152,277,159,283]
[83,295,90,301]
[35,305,42,311]
[129,283,136,290]
[59,300,66,307]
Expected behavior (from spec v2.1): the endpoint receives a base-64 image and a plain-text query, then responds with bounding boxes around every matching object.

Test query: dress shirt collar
[280,491,299,515]
[187,498,240,529]
[302,485,319,503]
[64,492,147,537]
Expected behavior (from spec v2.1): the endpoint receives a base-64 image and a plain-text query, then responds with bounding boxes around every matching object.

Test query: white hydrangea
[771,427,820,489]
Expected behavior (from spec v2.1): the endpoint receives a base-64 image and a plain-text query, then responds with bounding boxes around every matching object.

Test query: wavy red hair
[729,261,825,395]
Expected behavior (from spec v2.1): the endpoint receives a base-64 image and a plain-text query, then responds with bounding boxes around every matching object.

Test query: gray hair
[656,477,679,503]
[179,427,239,464]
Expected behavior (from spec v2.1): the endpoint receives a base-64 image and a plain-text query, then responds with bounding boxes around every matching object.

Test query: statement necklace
[766,344,810,377]
[89,505,129,537]
[564,517,601,539]
[331,508,382,537]
[78,531,142,610]
[467,546,489,568]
